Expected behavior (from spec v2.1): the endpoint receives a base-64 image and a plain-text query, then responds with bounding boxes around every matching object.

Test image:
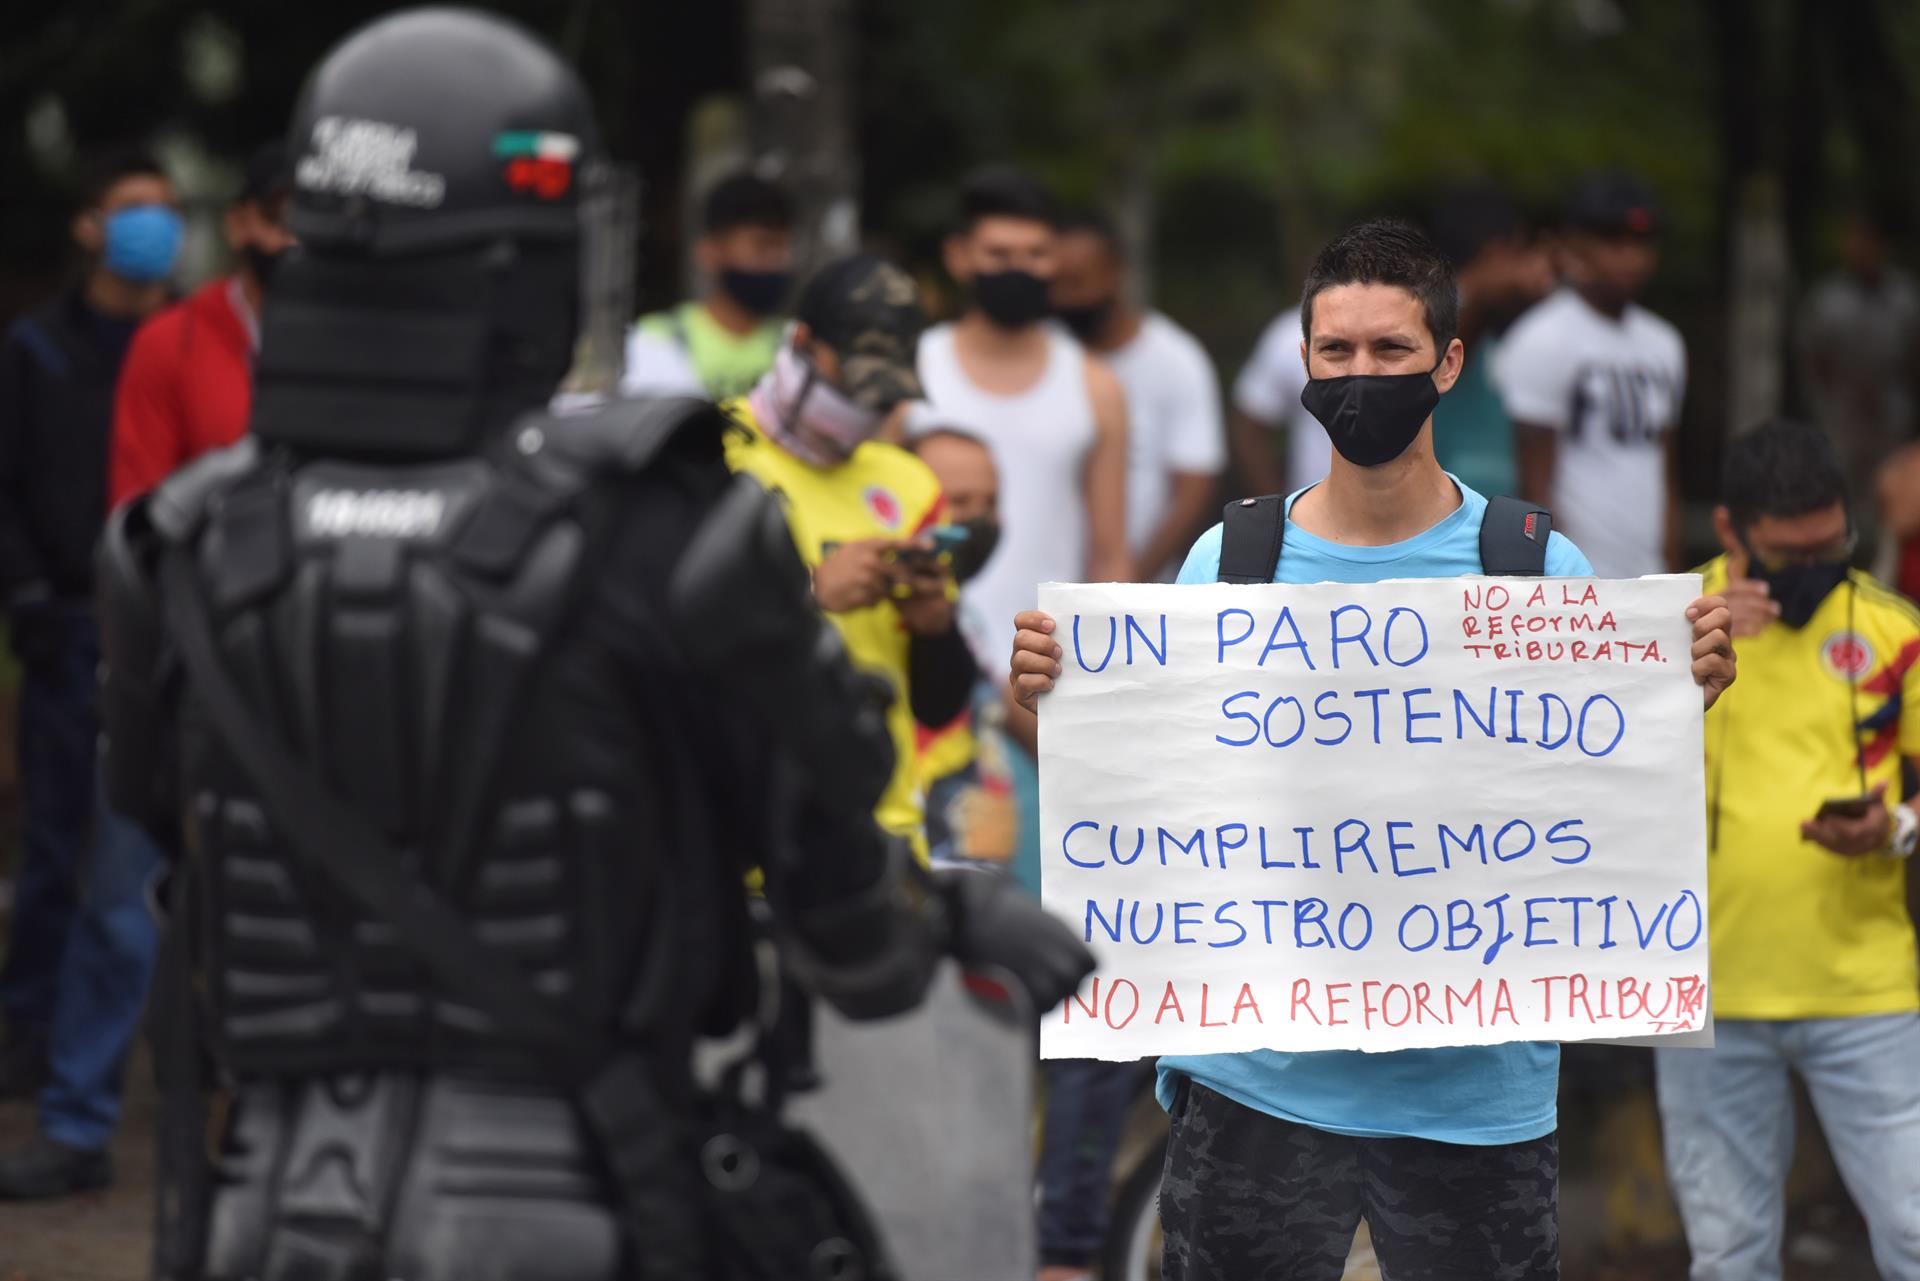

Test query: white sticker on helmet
[296,116,447,209]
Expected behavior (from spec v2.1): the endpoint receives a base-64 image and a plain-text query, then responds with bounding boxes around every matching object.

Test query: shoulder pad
[146,438,263,543]
[521,395,724,476]
[1218,494,1287,584]
[1478,495,1552,577]
[99,494,162,598]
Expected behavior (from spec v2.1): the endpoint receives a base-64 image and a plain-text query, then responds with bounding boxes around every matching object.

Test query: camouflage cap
[795,254,928,412]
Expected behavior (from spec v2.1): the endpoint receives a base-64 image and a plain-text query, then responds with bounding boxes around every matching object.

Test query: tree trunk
[746,0,860,272]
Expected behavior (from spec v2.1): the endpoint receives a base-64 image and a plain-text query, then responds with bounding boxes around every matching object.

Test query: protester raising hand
[1009,609,1063,714]
[1686,594,1735,710]
[1722,574,1780,637]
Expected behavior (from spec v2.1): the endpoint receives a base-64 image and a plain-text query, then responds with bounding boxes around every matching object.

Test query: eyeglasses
[1740,529,1857,572]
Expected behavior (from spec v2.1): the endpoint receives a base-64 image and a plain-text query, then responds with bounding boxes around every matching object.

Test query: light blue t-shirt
[1156,478,1593,1145]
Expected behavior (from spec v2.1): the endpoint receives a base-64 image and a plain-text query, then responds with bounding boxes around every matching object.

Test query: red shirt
[110,277,254,508]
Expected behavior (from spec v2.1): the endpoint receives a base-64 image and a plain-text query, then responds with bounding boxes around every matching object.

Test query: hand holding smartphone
[1815,795,1877,822]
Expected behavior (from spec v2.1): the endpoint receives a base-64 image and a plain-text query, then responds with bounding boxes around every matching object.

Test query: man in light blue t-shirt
[1010,217,1736,1280]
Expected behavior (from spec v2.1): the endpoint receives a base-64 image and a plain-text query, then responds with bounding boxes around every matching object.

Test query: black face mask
[1299,364,1442,467]
[1056,297,1114,344]
[949,516,1002,583]
[244,244,286,291]
[1743,551,1850,629]
[971,270,1052,329]
[721,268,793,316]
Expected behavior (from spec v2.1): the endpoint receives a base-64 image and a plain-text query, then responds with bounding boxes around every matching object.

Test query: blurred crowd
[4,140,1920,1281]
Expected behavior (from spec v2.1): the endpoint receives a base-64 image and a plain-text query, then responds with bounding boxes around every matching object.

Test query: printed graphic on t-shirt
[1569,364,1682,445]
[1821,629,1876,682]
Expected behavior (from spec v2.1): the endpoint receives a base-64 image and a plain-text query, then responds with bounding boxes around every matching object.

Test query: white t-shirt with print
[1495,288,1686,578]
[1102,311,1225,577]
[1233,306,1329,494]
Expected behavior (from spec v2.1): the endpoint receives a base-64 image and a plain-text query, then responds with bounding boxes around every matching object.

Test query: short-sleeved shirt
[1432,334,1517,500]
[629,303,782,402]
[1101,312,1225,574]
[111,277,255,508]
[1495,288,1686,578]
[723,398,945,856]
[1233,307,1329,494]
[1156,478,1594,1146]
[1700,557,1920,1019]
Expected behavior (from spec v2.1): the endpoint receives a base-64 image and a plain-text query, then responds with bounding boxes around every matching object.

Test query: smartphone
[893,526,970,569]
[926,525,971,554]
[1815,795,1876,821]
[891,543,942,569]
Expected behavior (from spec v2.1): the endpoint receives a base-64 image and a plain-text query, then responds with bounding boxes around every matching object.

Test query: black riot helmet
[253,7,605,460]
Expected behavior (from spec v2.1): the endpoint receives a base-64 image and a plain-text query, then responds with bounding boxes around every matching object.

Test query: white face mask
[748,339,885,465]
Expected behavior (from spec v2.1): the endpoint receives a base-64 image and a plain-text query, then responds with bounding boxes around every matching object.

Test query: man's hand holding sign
[1005,217,1736,1281]
[1012,578,1731,1061]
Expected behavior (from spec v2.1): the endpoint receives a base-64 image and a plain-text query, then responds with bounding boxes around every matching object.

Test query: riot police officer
[98,9,1092,1279]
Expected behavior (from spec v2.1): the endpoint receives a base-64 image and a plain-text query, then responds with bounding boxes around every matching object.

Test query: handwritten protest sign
[1037,575,1710,1060]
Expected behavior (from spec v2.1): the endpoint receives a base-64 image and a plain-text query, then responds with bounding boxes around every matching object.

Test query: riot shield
[787,960,1036,1280]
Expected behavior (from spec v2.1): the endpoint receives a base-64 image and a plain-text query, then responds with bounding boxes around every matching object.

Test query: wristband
[1889,804,1918,860]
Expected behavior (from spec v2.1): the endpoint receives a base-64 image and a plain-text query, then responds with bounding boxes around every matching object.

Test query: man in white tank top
[916,167,1132,666]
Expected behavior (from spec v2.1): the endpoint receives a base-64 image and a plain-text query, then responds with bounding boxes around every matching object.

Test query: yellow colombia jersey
[1702,557,1920,1019]
[722,399,945,859]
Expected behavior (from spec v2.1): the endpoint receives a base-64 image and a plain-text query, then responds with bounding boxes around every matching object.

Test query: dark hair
[957,165,1059,232]
[701,171,793,235]
[1427,185,1523,270]
[1722,418,1848,526]
[77,146,167,210]
[1300,217,1460,353]
[238,142,291,207]
[1058,208,1124,259]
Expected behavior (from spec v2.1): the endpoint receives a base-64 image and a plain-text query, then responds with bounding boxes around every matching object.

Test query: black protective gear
[97,491,176,837]
[109,393,938,1281]
[284,8,596,257]
[778,836,948,1023]
[936,867,1097,1015]
[108,11,1022,1280]
[257,7,604,461]
[669,472,894,824]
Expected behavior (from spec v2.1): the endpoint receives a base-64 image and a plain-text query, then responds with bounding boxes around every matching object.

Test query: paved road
[0,1048,155,1281]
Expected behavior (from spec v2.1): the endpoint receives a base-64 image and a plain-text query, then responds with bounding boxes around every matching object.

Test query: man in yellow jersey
[626,172,793,400]
[1661,418,1920,1281]
[725,255,976,857]
[904,420,1027,870]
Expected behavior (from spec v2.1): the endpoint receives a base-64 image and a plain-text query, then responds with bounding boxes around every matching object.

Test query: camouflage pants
[1160,1080,1559,1281]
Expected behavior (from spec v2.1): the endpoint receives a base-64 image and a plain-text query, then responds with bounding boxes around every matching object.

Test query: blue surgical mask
[101,204,184,284]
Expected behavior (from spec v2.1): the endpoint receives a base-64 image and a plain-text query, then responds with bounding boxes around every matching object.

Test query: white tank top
[917,323,1097,660]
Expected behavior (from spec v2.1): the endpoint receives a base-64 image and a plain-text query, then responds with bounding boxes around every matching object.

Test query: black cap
[1566,171,1659,237]
[795,254,927,411]
[239,143,292,206]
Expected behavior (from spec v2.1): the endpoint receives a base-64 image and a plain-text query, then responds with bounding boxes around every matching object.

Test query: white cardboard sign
[1037,575,1711,1060]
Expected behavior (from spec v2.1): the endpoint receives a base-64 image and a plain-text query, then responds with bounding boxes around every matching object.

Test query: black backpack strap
[156,546,710,1281]
[1217,495,1288,584]
[1479,496,1553,576]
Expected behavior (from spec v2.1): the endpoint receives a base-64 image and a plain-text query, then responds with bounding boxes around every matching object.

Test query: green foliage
[856,0,1744,371]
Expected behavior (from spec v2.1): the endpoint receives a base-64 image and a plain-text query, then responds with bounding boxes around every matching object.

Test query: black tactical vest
[156,400,753,1082]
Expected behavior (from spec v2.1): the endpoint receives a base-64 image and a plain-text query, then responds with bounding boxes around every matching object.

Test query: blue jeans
[0,606,100,1033]
[1656,1014,1920,1281]
[1037,1058,1150,1267]
[39,775,162,1149]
